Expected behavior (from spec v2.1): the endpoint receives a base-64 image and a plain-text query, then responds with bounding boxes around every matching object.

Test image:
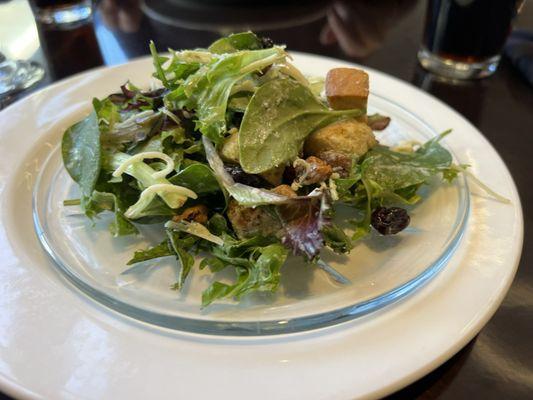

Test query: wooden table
[1,0,532,398]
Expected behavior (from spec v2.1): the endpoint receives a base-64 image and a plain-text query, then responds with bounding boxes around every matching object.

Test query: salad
[61,32,504,307]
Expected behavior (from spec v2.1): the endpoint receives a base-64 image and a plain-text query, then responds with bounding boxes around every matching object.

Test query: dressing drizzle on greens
[61,32,508,307]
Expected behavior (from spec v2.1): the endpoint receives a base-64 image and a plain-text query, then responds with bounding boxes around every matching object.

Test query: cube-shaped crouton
[325,68,369,111]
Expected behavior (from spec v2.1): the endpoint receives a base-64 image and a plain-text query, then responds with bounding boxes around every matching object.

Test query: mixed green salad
[61,32,504,307]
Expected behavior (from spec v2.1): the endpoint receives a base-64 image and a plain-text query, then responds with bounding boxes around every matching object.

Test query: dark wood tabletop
[1,0,532,399]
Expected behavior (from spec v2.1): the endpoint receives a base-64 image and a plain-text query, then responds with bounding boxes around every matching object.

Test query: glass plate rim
[32,93,470,336]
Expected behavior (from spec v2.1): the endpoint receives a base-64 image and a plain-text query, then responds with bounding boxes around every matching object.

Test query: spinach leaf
[239,78,363,174]
[165,47,286,143]
[169,163,221,195]
[208,32,263,54]
[62,111,101,198]
[202,136,288,206]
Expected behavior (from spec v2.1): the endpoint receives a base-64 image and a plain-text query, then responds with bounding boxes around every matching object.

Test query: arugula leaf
[166,220,224,245]
[150,41,171,88]
[93,98,121,133]
[208,32,263,54]
[361,131,453,192]
[84,190,139,236]
[82,176,143,235]
[62,111,101,198]
[201,243,288,307]
[165,47,286,143]
[149,41,205,89]
[125,230,199,290]
[201,282,234,306]
[200,257,228,273]
[127,240,174,265]
[167,230,196,290]
[348,133,455,241]
[322,223,353,254]
[239,78,364,174]
[233,244,287,296]
[221,235,277,258]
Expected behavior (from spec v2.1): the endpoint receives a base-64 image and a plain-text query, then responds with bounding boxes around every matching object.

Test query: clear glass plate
[33,93,469,336]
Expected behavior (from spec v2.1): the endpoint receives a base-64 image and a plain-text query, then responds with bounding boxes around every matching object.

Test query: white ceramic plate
[0,53,522,399]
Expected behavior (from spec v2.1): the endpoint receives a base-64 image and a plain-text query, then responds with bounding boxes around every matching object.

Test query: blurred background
[0,1,532,399]
[1,0,531,99]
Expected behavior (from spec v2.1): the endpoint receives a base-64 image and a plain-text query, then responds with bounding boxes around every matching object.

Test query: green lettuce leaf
[165,46,286,143]
[149,41,206,89]
[93,97,121,133]
[208,32,263,54]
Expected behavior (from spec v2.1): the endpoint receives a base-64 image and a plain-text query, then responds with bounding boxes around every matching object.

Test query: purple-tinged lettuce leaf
[277,191,331,260]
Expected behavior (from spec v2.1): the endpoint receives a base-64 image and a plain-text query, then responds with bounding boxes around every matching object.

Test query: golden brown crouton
[293,156,333,185]
[227,199,282,239]
[317,150,353,177]
[272,184,297,198]
[173,205,209,224]
[219,130,240,164]
[259,165,285,186]
[304,119,377,158]
[325,68,369,111]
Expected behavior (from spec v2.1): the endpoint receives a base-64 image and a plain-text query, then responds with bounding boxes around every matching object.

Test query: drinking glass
[30,0,93,28]
[0,52,44,97]
[418,0,526,79]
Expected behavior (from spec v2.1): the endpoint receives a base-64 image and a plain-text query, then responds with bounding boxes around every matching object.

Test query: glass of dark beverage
[30,0,92,28]
[418,0,525,80]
